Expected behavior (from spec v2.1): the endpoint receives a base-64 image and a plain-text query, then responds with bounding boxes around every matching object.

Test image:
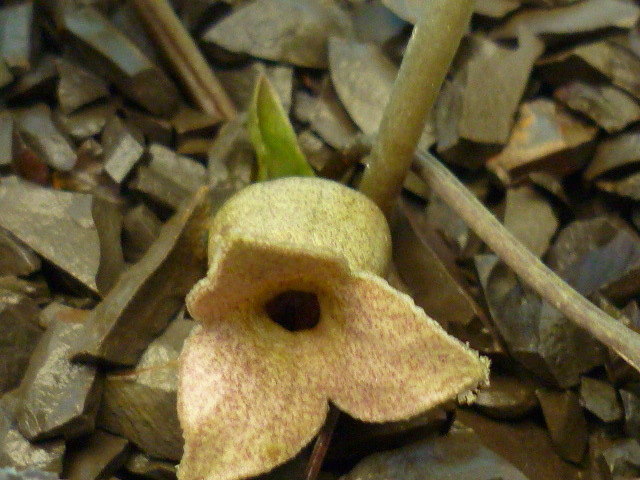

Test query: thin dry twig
[303,406,340,480]
[413,150,640,375]
[131,0,237,120]
[358,0,473,218]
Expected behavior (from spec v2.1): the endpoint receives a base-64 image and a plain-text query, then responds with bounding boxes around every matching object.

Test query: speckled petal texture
[177,178,489,480]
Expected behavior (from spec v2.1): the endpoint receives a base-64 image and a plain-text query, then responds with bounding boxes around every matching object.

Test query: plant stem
[131,0,237,120]
[413,151,640,375]
[358,0,473,217]
[303,406,340,480]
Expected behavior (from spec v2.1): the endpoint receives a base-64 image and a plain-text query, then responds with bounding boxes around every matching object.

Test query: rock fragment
[64,430,129,480]
[122,204,162,263]
[102,116,144,184]
[0,112,13,167]
[71,188,209,366]
[503,185,558,258]
[342,425,529,480]
[54,102,116,142]
[16,319,102,441]
[6,56,57,103]
[584,130,640,181]
[554,82,640,134]
[62,7,180,116]
[620,386,640,441]
[56,59,109,114]
[0,467,58,480]
[12,105,76,172]
[491,0,640,39]
[474,372,539,420]
[536,388,588,464]
[0,296,42,394]
[436,31,543,151]
[0,392,65,475]
[98,317,193,460]
[124,452,176,480]
[596,438,640,479]
[579,377,623,423]
[202,0,352,68]
[0,179,124,296]
[0,228,40,278]
[486,98,598,185]
[0,3,34,73]
[329,37,396,136]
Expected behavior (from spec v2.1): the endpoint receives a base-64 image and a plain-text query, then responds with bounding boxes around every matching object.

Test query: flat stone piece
[555,82,640,134]
[329,36,397,136]
[62,7,180,116]
[16,320,102,441]
[0,296,42,395]
[597,171,640,201]
[71,188,209,366]
[503,185,558,258]
[122,204,162,263]
[130,166,191,210]
[54,102,116,142]
[0,111,14,166]
[171,107,221,143]
[393,200,483,328]
[202,0,352,68]
[123,108,172,146]
[0,3,33,73]
[474,372,539,420]
[476,255,604,387]
[0,179,124,295]
[218,62,293,113]
[0,277,50,306]
[64,430,129,480]
[439,31,543,147]
[580,377,623,423]
[6,56,57,103]
[0,468,58,480]
[492,0,640,39]
[486,98,598,185]
[294,80,360,150]
[539,39,640,101]
[98,317,193,460]
[124,452,176,480]
[457,409,582,480]
[585,130,640,181]
[39,303,89,330]
[0,392,65,474]
[0,228,40,277]
[12,104,76,172]
[620,386,640,441]
[56,59,108,114]
[102,116,144,184]
[206,116,254,191]
[597,438,640,479]
[342,426,529,480]
[424,192,471,256]
[148,144,206,194]
[536,388,588,464]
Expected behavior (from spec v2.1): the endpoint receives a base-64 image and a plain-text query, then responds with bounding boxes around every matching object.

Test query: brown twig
[130,0,237,120]
[303,406,340,480]
[413,150,640,375]
[358,0,474,218]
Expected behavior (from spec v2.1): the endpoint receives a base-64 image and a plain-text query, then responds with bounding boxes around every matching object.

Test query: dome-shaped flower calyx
[177,177,489,480]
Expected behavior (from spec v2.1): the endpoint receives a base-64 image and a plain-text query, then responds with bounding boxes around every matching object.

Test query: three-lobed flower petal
[178,234,489,480]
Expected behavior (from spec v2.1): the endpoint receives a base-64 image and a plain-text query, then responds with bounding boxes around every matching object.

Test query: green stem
[358,0,473,217]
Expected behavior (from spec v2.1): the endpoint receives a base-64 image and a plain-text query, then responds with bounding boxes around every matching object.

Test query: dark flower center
[264,290,321,331]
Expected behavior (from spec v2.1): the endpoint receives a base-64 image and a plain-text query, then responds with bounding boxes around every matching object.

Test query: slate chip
[580,377,624,423]
[0,228,40,278]
[16,319,102,441]
[102,115,145,184]
[0,179,124,296]
[55,59,109,114]
[63,430,129,480]
[0,3,34,74]
[71,188,209,366]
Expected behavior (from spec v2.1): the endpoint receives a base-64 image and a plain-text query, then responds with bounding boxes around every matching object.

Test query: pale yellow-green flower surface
[178,177,489,480]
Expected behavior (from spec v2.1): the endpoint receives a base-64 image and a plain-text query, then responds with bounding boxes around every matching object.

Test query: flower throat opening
[264,290,321,331]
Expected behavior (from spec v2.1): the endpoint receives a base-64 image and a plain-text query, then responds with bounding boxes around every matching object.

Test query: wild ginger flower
[177,177,489,480]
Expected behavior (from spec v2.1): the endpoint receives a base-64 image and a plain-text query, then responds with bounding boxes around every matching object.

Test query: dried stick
[303,406,340,480]
[358,0,473,218]
[413,151,640,374]
[131,0,237,120]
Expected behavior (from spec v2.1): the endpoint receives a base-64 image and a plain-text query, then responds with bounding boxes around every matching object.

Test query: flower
[177,177,489,480]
